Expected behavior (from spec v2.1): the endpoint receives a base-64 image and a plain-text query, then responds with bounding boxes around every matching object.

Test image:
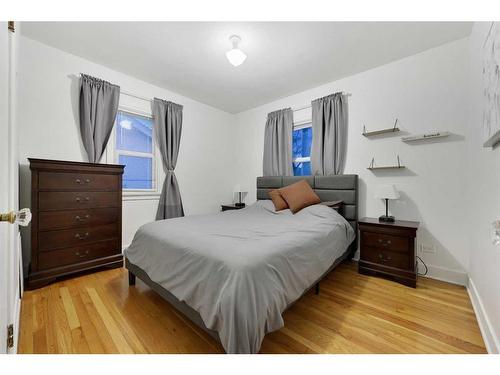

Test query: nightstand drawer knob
[378,239,391,246]
[378,253,392,262]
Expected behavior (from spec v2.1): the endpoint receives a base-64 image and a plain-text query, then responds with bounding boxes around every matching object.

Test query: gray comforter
[124,200,355,353]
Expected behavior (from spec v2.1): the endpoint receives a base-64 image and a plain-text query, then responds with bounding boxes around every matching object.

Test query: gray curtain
[79,74,120,163]
[263,108,293,176]
[152,98,184,220]
[311,93,348,175]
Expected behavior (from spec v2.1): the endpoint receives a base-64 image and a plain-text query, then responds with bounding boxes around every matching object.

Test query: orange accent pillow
[268,189,289,211]
[279,179,321,213]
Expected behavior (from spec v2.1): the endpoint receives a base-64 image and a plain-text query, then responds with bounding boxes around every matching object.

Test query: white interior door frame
[0,21,21,354]
[0,21,11,355]
[7,21,21,354]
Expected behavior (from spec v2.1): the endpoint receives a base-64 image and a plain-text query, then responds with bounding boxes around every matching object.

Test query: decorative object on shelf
[367,155,405,170]
[402,131,451,143]
[233,185,248,208]
[362,118,399,137]
[482,22,500,148]
[375,184,400,223]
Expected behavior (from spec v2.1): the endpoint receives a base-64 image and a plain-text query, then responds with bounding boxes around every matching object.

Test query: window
[292,124,312,176]
[114,110,155,191]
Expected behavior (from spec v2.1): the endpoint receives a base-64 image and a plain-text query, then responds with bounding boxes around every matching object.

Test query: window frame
[106,105,161,200]
[292,120,312,175]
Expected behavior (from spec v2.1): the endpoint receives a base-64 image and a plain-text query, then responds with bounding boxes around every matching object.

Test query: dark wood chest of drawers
[358,217,419,288]
[28,158,124,289]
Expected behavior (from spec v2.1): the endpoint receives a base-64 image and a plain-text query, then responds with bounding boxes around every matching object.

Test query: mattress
[124,200,355,353]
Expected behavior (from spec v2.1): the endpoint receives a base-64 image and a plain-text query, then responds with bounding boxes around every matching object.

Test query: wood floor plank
[86,287,135,354]
[67,282,106,354]
[74,277,120,354]
[18,262,487,354]
[60,287,80,330]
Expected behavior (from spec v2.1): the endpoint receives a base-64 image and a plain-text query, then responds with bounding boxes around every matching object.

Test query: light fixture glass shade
[226,48,247,67]
[375,184,400,200]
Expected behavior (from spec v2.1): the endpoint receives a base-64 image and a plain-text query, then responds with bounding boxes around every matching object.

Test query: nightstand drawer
[361,247,411,270]
[361,232,409,253]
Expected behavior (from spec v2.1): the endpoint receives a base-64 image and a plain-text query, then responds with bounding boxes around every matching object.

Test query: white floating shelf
[363,118,400,137]
[402,131,451,143]
[367,165,406,171]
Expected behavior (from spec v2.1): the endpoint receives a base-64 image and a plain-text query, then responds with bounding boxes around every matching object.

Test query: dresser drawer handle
[85,178,91,184]
[75,250,89,258]
[75,232,89,240]
[75,197,90,203]
[75,214,90,221]
[76,178,82,184]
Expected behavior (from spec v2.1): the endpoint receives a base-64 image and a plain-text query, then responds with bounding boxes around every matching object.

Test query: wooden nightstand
[358,217,419,288]
[221,204,245,212]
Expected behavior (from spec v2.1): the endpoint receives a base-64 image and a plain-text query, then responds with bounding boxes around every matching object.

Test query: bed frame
[126,174,359,350]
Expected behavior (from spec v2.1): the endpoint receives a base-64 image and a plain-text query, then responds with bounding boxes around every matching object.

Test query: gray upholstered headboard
[256,175,359,232]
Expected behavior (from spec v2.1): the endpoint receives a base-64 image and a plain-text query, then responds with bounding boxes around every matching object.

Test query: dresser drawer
[361,247,412,270]
[361,231,409,253]
[39,171,119,191]
[38,223,119,251]
[38,191,119,211]
[39,208,119,231]
[38,240,120,269]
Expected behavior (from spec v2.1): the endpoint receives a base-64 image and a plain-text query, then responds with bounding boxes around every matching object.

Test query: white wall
[17,36,238,267]
[234,38,471,284]
[466,22,500,353]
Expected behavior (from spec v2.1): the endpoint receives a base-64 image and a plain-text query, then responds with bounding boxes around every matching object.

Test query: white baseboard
[467,277,500,354]
[421,264,468,286]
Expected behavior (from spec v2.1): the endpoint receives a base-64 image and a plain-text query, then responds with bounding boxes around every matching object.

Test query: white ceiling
[21,22,472,113]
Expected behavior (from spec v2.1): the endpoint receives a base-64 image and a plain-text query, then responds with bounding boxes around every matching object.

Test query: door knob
[0,208,32,226]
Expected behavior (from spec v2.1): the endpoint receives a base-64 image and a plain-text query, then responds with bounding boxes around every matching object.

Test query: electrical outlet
[419,244,436,254]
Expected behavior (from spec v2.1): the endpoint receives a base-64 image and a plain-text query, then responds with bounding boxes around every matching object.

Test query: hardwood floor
[18,262,486,354]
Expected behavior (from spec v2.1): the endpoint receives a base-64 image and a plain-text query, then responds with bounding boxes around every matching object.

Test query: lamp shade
[233,184,248,193]
[375,184,400,200]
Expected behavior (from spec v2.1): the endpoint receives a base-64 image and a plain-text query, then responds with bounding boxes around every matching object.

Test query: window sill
[122,192,161,201]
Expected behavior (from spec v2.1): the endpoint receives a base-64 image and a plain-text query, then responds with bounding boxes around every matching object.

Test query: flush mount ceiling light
[226,35,247,67]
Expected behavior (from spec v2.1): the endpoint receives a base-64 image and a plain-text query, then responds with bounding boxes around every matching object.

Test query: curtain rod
[292,92,352,112]
[69,74,152,102]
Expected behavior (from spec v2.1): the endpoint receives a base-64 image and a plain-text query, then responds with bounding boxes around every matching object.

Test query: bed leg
[315,282,320,295]
[128,271,136,286]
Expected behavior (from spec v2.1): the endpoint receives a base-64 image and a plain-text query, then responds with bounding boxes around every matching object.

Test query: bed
[124,175,358,353]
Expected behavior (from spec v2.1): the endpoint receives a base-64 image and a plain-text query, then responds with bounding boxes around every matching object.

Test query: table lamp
[375,184,400,223]
[233,185,248,208]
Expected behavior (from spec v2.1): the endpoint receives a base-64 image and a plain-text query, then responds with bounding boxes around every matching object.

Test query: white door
[0,21,22,354]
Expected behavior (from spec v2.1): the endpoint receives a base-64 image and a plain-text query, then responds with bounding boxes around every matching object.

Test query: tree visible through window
[292,125,312,176]
[115,111,155,190]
